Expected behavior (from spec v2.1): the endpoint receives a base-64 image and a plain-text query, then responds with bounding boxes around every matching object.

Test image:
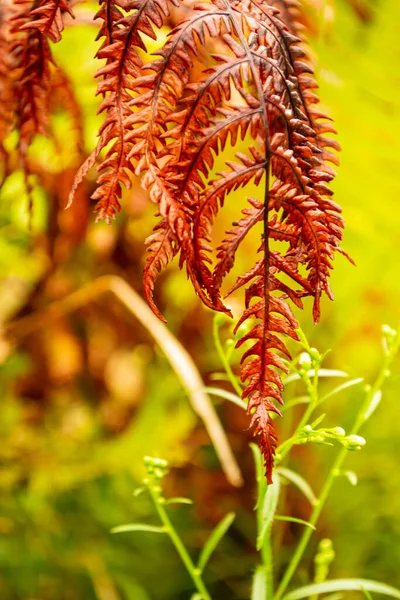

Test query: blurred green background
[0,0,399,598]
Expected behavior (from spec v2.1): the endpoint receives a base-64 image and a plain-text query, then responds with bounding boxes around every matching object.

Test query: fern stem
[275,328,400,600]
[213,315,243,398]
[147,483,212,600]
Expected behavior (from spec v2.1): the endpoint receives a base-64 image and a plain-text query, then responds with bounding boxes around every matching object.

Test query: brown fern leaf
[69,0,183,223]
[9,0,54,214]
[20,0,73,42]
[10,0,69,148]
[0,0,15,147]
[126,7,242,313]
[235,271,302,483]
[214,197,264,290]
[70,0,348,482]
[0,0,16,182]
[143,217,180,321]
[4,0,77,215]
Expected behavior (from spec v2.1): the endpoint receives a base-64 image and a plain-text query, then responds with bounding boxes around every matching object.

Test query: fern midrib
[222,0,273,401]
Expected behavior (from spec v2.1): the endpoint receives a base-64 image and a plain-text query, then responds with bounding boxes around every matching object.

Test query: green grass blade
[165,497,193,505]
[364,390,383,422]
[256,476,280,551]
[282,396,311,412]
[274,515,316,530]
[282,579,400,600]
[252,565,267,600]
[202,386,247,410]
[111,523,166,534]
[277,467,317,506]
[284,369,348,385]
[197,512,236,572]
[361,587,374,600]
[319,378,364,405]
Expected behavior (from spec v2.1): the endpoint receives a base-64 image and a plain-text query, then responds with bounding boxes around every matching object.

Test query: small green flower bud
[342,434,366,450]
[348,434,366,445]
[329,427,346,437]
[314,435,326,443]
[382,324,396,338]
[299,352,312,369]
[314,538,335,585]
[225,338,235,352]
[320,538,333,552]
[296,435,308,444]
[309,347,321,362]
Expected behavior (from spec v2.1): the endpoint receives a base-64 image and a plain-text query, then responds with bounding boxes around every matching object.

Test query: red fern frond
[143,217,179,320]
[0,1,15,147]
[20,0,73,42]
[214,197,264,290]
[69,0,181,222]
[69,0,348,482]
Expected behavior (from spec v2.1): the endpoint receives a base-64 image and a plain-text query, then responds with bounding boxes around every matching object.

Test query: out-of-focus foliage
[0,0,399,598]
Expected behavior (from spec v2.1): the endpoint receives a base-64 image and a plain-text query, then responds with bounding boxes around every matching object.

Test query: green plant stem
[262,534,274,599]
[253,451,275,599]
[276,367,320,463]
[147,484,212,600]
[212,317,243,398]
[275,333,399,600]
[258,486,274,599]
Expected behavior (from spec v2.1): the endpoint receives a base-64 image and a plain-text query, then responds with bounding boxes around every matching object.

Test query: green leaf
[197,512,235,572]
[274,515,316,529]
[165,497,193,505]
[209,372,230,382]
[250,443,264,484]
[133,486,146,497]
[250,443,267,509]
[251,565,267,600]
[311,414,326,428]
[284,369,348,385]
[257,476,280,551]
[361,587,374,600]
[282,579,400,600]
[111,523,166,535]
[202,386,247,410]
[282,396,311,412]
[341,470,358,486]
[315,369,348,379]
[319,378,364,404]
[364,390,382,422]
[276,467,317,506]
